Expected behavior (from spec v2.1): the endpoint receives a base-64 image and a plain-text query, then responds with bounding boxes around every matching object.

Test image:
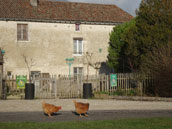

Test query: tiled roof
[0,0,133,24]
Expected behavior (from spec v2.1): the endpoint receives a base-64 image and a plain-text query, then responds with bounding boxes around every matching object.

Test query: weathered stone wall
[0,21,114,76]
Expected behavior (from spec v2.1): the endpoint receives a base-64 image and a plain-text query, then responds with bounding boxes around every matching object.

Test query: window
[31,71,40,79]
[7,71,12,77]
[75,23,80,31]
[73,39,83,55]
[17,24,28,41]
[74,67,83,80]
[41,73,50,78]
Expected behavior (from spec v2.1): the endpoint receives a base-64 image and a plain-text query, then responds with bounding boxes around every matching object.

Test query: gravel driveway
[0,99,172,112]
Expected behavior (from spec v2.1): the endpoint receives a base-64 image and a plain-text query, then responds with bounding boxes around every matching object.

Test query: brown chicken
[42,101,62,118]
[73,100,89,117]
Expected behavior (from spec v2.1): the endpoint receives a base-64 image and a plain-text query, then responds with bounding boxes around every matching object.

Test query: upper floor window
[17,24,28,41]
[73,38,83,56]
[75,23,80,31]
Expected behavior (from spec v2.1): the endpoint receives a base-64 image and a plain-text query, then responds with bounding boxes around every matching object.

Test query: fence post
[0,77,1,96]
[54,75,57,98]
[139,81,143,96]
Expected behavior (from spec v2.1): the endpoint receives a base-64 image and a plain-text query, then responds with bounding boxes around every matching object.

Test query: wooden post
[0,73,2,99]
[0,49,3,99]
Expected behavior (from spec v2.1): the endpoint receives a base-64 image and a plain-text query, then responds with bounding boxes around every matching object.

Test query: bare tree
[22,55,36,83]
[84,52,101,81]
[84,52,93,81]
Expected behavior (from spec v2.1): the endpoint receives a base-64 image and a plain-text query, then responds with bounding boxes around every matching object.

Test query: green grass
[0,117,172,129]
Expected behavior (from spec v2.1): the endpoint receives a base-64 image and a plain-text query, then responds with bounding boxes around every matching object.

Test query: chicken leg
[84,113,88,117]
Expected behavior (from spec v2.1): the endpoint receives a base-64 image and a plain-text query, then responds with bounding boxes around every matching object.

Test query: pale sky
[53,0,142,16]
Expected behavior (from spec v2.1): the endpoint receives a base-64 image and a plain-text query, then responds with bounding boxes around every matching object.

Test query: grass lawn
[0,117,172,129]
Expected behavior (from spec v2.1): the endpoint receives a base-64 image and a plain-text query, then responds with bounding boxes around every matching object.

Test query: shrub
[142,44,172,97]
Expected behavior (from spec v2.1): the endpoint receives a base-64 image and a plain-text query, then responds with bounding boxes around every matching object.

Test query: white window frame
[74,67,83,80]
[17,24,28,41]
[73,38,83,56]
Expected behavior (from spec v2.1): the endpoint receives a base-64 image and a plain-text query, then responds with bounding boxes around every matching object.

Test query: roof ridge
[42,0,122,7]
[0,0,133,23]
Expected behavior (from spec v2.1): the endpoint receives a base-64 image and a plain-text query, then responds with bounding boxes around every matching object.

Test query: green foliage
[94,91,109,95]
[108,0,172,73]
[107,0,172,96]
[142,44,172,97]
[112,88,125,96]
[122,20,140,72]
[135,0,172,70]
[107,19,136,72]
[1,118,172,129]
[135,0,172,97]
[127,89,138,96]
[112,88,139,96]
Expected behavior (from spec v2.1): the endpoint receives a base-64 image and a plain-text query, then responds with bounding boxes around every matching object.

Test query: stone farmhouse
[0,0,133,78]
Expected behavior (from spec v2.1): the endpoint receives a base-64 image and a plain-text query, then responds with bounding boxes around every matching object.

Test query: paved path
[0,99,172,122]
[0,99,172,112]
[0,110,172,122]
